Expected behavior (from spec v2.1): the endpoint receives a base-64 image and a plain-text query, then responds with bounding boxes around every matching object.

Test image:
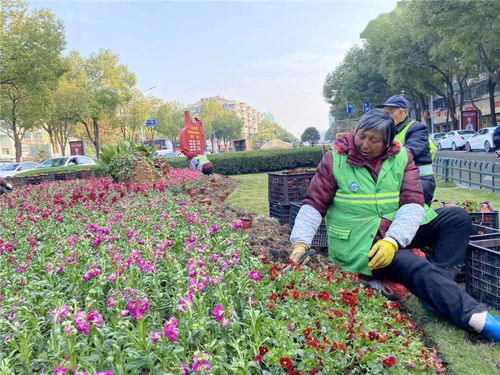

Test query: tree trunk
[14,133,22,162]
[93,118,100,159]
[417,93,431,129]
[487,79,497,127]
[444,76,459,129]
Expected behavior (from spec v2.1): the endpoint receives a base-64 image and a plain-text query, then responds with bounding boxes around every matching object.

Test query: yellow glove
[368,238,398,270]
[290,243,309,265]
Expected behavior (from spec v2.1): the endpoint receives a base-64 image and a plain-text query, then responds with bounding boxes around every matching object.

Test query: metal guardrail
[433,157,500,192]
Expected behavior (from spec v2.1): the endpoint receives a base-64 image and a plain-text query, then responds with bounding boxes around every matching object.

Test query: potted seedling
[241,214,254,229]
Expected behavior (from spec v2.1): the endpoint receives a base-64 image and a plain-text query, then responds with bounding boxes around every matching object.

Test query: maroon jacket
[303,132,424,237]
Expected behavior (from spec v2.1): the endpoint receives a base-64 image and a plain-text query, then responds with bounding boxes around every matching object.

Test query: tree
[325,127,336,142]
[408,0,500,127]
[0,0,65,161]
[212,111,243,151]
[155,101,184,146]
[43,78,89,156]
[301,127,320,144]
[69,50,136,158]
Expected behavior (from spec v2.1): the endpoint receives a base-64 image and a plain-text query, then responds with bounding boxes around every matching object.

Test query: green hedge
[166,146,330,175]
[14,164,100,177]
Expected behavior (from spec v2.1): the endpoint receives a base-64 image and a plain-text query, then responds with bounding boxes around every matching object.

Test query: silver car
[0,162,40,177]
[39,155,96,168]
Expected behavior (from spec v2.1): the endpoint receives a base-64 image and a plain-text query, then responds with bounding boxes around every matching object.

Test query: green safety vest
[325,148,437,276]
[194,154,210,165]
[394,120,436,175]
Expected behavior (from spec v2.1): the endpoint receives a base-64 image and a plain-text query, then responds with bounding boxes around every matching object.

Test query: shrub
[166,146,330,175]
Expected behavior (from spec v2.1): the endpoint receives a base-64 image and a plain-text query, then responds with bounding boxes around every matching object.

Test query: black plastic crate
[268,170,316,204]
[465,238,500,310]
[289,202,328,247]
[471,223,500,240]
[442,201,498,229]
[269,201,291,225]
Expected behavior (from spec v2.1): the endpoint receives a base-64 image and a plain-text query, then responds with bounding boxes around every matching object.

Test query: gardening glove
[368,238,398,270]
[290,243,309,265]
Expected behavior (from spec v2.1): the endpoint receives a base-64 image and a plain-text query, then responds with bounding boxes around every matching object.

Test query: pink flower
[87,310,103,328]
[209,224,219,234]
[192,360,211,373]
[54,364,69,375]
[180,364,190,375]
[247,270,262,281]
[231,220,244,230]
[150,331,162,343]
[94,372,114,375]
[125,299,150,320]
[211,305,224,322]
[73,311,90,335]
[50,305,70,324]
[163,317,179,342]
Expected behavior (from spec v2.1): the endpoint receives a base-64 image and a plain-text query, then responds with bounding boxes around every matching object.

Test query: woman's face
[354,128,386,160]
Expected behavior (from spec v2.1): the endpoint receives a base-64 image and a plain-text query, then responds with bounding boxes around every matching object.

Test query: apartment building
[188,96,265,139]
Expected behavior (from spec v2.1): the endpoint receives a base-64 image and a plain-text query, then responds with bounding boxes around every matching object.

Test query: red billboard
[69,140,85,155]
[179,110,205,155]
[461,110,478,131]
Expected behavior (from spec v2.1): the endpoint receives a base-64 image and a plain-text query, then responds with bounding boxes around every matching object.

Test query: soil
[188,173,329,266]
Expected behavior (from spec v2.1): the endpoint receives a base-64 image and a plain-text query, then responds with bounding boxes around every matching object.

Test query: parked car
[437,130,476,151]
[39,155,96,168]
[0,162,40,177]
[155,150,183,158]
[465,127,497,152]
[429,132,446,145]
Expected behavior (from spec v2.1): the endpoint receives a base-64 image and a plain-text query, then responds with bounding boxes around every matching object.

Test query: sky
[29,0,398,138]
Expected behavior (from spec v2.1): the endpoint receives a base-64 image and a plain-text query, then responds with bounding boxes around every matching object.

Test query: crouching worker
[290,109,500,342]
[182,150,213,175]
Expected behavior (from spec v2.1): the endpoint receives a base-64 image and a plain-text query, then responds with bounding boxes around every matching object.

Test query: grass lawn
[229,172,500,375]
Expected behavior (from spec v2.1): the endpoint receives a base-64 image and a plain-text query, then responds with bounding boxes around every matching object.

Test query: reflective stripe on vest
[394,120,435,174]
[335,191,400,204]
[194,154,210,165]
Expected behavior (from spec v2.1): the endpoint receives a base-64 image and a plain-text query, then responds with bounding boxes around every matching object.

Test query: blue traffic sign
[145,119,157,127]
[363,101,370,113]
[346,103,354,114]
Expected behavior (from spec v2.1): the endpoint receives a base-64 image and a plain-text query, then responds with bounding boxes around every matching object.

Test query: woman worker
[290,109,499,342]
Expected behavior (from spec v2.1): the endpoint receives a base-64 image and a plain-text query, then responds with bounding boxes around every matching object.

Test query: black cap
[375,95,412,109]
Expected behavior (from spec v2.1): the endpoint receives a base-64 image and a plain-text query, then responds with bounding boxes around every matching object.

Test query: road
[437,150,500,163]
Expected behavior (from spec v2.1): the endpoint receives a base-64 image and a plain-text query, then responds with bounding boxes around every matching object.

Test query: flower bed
[0,172,443,374]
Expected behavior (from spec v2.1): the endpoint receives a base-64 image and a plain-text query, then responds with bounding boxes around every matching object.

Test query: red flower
[279,357,293,371]
[341,291,358,307]
[381,356,397,367]
[303,327,313,337]
[310,366,322,375]
[254,346,269,361]
[291,290,300,300]
[269,265,280,280]
[368,331,379,341]
[318,291,330,301]
[289,372,302,375]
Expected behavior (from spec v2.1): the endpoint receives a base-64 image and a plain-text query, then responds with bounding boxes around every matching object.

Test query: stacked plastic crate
[267,170,316,226]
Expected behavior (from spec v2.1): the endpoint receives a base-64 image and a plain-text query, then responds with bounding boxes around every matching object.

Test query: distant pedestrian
[377,95,436,205]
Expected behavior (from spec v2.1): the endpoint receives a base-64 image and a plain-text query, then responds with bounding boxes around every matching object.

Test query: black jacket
[396,118,432,167]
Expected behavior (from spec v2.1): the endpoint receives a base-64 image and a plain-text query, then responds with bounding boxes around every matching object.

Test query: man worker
[377,95,436,205]
[181,149,213,175]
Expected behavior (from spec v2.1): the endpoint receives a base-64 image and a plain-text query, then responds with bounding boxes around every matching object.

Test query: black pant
[202,167,213,175]
[373,207,487,330]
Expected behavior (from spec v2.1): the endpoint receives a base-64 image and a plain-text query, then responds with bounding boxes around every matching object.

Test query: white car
[429,132,446,146]
[39,155,96,168]
[0,162,40,177]
[437,130,476,151]
[465,127,497,152]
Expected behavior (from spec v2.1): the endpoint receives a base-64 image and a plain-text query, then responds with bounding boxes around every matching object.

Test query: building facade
[188,96,265,139]
[430,78,500,133]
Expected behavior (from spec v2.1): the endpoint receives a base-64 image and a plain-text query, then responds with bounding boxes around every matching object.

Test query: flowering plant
[0,173,443,374]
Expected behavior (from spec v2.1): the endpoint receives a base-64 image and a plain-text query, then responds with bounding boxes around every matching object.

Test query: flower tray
[441,201,498,229]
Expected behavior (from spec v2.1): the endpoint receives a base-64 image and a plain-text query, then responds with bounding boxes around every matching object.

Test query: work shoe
[482,313,500,343]
[359,276,408,301]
